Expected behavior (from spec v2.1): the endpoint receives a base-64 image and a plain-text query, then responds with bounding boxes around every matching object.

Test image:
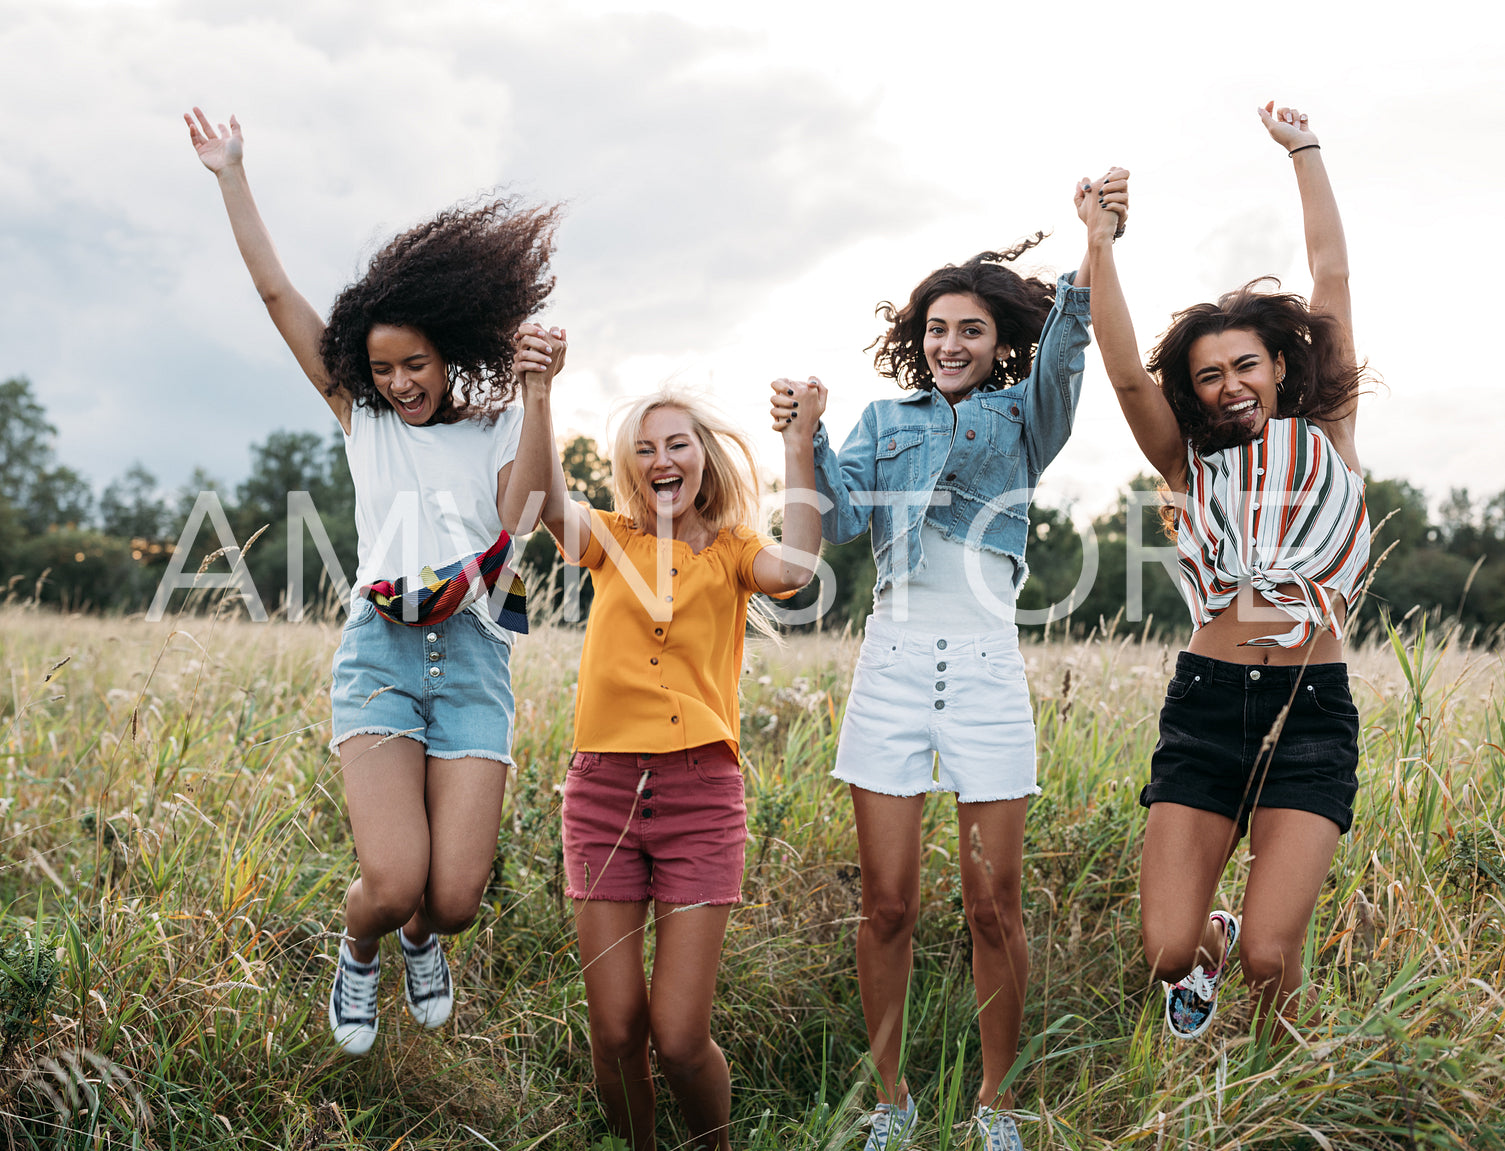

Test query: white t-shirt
[345,401,523,617]
[873,522,1017,630]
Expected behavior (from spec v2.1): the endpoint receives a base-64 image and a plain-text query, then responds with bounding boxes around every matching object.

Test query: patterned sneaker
[1164,910,1240,1040]
[863,1094,916,1151]
[400,931,454,1029]
[328,940,380,1056]
[973,1105,1025,1151]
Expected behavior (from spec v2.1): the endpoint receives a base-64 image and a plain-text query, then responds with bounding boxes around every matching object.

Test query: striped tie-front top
[1177,416,1370,648]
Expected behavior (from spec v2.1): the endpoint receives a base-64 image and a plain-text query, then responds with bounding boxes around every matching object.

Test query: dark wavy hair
[1146,277,1367,455]
[869,234,1056,390]
[320,195,560,423]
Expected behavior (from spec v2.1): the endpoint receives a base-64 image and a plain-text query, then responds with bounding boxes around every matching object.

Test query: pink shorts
[561,742,747,904]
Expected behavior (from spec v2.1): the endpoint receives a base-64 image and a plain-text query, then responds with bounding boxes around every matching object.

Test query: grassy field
[0,600,1502,1149]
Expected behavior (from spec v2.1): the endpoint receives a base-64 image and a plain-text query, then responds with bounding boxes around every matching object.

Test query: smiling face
[922,293,1008,403]
[366,323,449,424]
[635,405,707,529]
[1188,328,1285,441]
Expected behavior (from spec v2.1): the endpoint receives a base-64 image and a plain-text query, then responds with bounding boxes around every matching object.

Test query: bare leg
[849,786,926,1106]
[407,755,509,939]
[1140,802,1242,982]
[957,798,1028,1107]
[1241,807,1342,1038]
[339,734,430,962]
[576,900,655,1149]
[648,902,735,1151]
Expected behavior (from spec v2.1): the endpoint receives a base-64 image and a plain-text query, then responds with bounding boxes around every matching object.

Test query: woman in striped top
[1080,104,1371,1041]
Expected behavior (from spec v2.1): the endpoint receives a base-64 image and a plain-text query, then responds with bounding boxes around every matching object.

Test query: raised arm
[503,323,568,537]
[757,377,824,594]
[185,108,350,428]
[1258,102,1358,462]
[1080,168,1189,488]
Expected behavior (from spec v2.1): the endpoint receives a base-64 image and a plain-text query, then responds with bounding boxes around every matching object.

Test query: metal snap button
[965,429,976,440]
[428,667,441,677]
[426,632,438,642]
[936,639,947,650]
[1249,669,1262,681]
[429,652,440,661]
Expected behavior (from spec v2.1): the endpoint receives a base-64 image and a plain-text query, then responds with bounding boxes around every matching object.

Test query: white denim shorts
[832,616,1038,803]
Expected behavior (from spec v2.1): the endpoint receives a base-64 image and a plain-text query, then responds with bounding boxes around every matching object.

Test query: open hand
[514,322,567,387]
[770,376,826,438]
[1259,101,1319,153]
[1076,166,1130,243]
[185,107,243,174]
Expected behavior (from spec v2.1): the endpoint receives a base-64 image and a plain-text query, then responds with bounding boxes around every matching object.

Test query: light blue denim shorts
[832,616,1038,803]
[329,597,516,764]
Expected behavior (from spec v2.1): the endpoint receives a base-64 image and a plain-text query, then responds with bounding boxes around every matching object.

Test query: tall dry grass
[0,600,1501,1149]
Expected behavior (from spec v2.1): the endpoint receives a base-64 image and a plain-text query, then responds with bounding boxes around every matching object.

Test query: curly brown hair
[1147,277,1367,455]
[320,195,560,423]
[869,234,1056,390]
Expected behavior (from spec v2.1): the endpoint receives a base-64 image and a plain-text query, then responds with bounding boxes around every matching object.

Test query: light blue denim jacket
[811,271,1090,603]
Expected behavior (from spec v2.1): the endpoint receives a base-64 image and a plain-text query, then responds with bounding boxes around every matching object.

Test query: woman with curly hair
[519,379,817,1149]
[1080,104,1370,1043]
[776,173,1127,1150]
[186,107,563,1056]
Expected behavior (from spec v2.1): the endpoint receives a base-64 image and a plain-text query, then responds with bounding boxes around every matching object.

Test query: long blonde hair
[608,384,763,535]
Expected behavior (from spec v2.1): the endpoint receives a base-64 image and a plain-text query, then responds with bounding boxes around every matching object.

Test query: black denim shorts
[1141,652,1361,835]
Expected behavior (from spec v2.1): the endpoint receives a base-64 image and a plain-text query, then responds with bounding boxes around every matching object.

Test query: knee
[650,1022,713,1081]
[1239,933,1299,991]
[861,889,919,944]
[1141,929,1199,983]
[963,882,1023,951]
[358,872,425,929]
[591,1010,650,1067]
[425,887,485,935]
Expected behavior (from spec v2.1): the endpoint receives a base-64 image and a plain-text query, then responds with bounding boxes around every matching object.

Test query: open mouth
[392,393,427,417]
[936,359,970,375]
[651,475,684,499]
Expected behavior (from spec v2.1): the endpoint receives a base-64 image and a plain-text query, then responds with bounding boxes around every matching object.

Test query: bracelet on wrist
[1288,143,1321,158]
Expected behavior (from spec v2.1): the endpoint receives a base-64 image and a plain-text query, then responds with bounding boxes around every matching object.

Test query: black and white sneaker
[401,932,454,1029]
[328,940,380,1056]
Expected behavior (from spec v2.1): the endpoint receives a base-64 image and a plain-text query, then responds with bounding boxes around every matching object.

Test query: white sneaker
[400,931,454,1029]
[328,940,379,1056]
[974,1105,1025,1151]
[862,1094,916,1151]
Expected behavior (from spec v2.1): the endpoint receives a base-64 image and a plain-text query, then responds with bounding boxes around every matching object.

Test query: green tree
[99,463,169,540]
[0,376,93,534]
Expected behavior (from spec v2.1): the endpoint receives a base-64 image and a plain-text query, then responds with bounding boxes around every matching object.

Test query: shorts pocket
[1164,673,1203,702]
[344,597,381,631]
[568,751,601,777]
[693,753,744,788]
[855,631,903,673]
[980,645,1026,683]
[1304,682,1360,721]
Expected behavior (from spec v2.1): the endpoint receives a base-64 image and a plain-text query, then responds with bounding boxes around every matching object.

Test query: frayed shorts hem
[426,748,514,765]
[330,726,426,753]
[834,772,1041,805]
[566,892,742,906]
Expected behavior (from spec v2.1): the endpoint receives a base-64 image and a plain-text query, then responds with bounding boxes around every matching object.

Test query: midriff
[1186,583,1347,666]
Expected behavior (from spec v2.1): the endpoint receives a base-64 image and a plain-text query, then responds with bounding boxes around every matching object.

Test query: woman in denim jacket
[774,171,1127,1151]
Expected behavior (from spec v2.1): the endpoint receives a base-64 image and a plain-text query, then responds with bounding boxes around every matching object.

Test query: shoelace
[405,938,447,998]
[869,1100,912,1140]
[336,957,379,1021]
[975,1107,1022,1151]
[1180,963,1217,1000]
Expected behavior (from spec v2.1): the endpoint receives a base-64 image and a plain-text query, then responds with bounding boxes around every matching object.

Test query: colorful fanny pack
[360,530,528,634]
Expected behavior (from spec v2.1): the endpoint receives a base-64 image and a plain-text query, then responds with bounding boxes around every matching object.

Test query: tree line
[2,376,1500,639]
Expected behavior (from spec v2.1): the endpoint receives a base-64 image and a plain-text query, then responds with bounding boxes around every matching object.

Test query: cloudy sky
[4,0,1501,525]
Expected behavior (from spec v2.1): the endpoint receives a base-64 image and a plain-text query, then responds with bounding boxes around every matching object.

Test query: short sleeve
[491,405,525,471]
[557,507,630,571]
[732,526,800,600]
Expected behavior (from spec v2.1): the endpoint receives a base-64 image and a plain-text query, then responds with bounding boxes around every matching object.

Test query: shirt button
[642,789,653,800]
[428,667,441,677]
[936,639,947,650]
[1249,669,1262,682]
[888,439,897,450]
[965,429,976,440]
[1010,405,1019,416]
[670,568,678,576]
[654,628,664,636]
[640,753,652,761]
[670,716,679,724]
[650,657,659,665]
[1256,467,1265,476]
[642,808,654,819]
[426,632,438,642]
[936,661,947,671]
[934,699,946,710]
[665,595,673,603]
